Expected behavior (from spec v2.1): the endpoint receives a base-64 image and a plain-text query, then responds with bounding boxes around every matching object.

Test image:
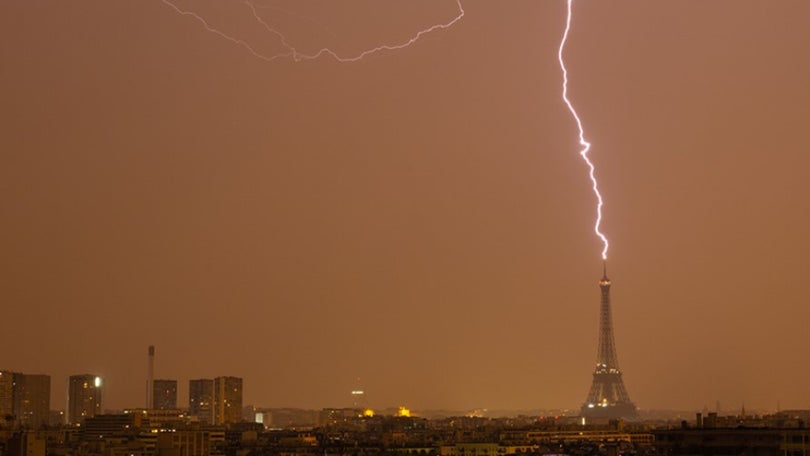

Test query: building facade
[189,379,214,425]
[67,374,103,425]
[0,371,51,428]
[213,376,242,425]
[153,379,178,410]
[12,374,50,428]
[156,429,213,456]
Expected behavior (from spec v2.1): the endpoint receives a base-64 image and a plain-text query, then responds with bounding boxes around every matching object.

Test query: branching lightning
[160,0,607,258]
[558,0,609,260]
[159,0,288,62]
[159,0,465,63]
[249,2,338,40]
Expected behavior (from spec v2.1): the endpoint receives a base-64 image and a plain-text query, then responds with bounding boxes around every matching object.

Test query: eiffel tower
[581,262,638,420]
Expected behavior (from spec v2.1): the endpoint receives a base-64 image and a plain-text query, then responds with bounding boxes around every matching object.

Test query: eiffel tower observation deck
[581,262,638,420]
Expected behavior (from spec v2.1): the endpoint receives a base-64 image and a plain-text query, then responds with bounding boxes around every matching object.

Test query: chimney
[147,345,155,409]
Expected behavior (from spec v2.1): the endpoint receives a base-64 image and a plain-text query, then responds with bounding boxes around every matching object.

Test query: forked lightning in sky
[161,0,608,259]
[557,0,610,260]
[159,0,465,63]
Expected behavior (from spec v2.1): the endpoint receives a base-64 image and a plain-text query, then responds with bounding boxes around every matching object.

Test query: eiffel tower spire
[581,261,637,419]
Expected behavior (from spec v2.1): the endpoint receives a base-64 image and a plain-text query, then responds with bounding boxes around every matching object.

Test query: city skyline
[2,1,810,412]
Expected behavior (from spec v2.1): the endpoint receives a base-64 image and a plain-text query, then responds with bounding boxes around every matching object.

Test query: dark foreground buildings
[6,406,810,456]
[653,411,810,456]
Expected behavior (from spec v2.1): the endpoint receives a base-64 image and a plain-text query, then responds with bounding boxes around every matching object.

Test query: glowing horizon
[557,0,610,260]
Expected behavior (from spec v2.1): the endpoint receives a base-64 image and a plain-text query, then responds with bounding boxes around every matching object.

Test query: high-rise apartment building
[189,377,243,425]
[0,371,51,429]
[189,379,214,425]
[213,376,242,425]
[67,374,102,425]
[12,374,50,428]
[152,379,177,410]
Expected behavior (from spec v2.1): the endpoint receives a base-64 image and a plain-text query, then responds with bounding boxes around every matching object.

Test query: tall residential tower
[189,379,214,425]
[67,374,102,425]
[0,371,50,428]
[13,374,50,428]
[213,376,242,425]
[153,379,178,410]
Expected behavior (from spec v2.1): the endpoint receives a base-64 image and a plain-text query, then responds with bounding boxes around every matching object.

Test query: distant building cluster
[1,347,244,431]
[0,370,244,430]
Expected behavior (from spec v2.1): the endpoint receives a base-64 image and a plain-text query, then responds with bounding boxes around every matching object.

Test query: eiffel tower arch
[581,263,638,420]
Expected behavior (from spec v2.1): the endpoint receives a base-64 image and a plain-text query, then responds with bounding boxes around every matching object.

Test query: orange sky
[1,0,809,413]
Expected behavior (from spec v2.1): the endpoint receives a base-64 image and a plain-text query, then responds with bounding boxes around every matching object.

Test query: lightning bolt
[160,0,465,63]
[162,0,604,256]
[558,0,609,260]
[159,0,291,62]
[249,2,338,40]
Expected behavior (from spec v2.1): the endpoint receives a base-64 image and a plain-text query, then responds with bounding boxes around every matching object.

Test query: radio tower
[581,262,637,420]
